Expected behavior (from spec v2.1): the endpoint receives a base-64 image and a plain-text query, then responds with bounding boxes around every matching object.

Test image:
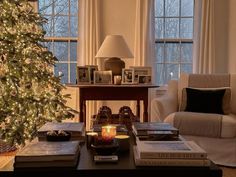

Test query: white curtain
[133,0,155,122]
[78,0,101,129]
[194,0,215,74]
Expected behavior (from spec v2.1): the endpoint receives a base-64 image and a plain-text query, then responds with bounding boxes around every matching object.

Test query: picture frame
[85,65,98,84]
[94,70,112,84]
[122,68,134,84]
[77,66,90,84]
[138,75,152,84]
[130,66,152,84]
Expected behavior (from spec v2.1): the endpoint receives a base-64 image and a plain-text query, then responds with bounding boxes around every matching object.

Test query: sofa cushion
[180,87,231,114]
[164,112,236,138]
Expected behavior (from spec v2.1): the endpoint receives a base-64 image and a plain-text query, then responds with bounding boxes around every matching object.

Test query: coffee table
[0,135,222,177]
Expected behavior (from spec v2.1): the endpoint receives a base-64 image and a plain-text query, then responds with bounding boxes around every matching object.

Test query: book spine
[134,158,211,167]
[139,152,207,159]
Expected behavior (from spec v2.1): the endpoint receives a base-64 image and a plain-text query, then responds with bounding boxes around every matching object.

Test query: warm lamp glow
[95,35,133,76]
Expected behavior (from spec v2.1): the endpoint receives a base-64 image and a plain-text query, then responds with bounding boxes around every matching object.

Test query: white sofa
[151,73,236,167]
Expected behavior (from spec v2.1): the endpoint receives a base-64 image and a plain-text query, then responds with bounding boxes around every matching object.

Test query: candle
[101,125,117,143]
[114,76,121,85]
[86,132,98,149]
[115,135,130,152]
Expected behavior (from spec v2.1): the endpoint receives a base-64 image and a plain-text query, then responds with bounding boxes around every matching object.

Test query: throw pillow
[180,87,231,114]
[184,88,226,114]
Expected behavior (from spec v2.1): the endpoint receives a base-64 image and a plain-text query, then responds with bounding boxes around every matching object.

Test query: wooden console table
[68,84,158,125]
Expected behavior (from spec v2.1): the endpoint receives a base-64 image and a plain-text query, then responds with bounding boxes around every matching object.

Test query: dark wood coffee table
[0,135,222,177]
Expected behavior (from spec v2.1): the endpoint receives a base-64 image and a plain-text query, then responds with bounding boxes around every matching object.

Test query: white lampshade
[95,35,133,76]
[95,35,133,58]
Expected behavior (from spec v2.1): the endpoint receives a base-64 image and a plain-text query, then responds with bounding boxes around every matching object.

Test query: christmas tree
[0,0,75,146]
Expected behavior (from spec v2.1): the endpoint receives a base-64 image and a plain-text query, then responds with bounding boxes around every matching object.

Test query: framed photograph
[94,70,112,84]
[130,66,152,84]
[85,65,98,84]
[77,66,90,84]
[122,68,134,84]
[138,75,152,84]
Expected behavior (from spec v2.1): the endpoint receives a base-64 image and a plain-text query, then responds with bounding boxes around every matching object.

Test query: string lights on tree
[0,0,75,146]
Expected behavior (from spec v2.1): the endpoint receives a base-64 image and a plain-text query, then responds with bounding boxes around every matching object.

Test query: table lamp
[95,35,134,76]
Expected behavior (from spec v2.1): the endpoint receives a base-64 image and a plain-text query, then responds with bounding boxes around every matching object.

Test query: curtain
[194,0,215,74]
[133,0,155,122]
[78,0,101,129]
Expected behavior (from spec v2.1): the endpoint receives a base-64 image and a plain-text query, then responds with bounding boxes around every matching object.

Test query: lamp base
[104,57,125,76]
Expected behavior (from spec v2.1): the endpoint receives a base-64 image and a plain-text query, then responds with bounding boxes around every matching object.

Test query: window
[155,0,194,85]
[38,0,78,84]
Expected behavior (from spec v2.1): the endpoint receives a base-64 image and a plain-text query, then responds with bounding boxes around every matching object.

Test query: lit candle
[114,76,121,85]
[101,125,117,142]
[115,135,130,152]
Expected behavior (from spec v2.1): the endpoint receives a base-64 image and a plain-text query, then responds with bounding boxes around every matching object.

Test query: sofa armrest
[151,94,178,122]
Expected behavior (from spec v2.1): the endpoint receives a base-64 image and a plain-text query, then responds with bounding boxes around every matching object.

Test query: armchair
[151,73,236,167]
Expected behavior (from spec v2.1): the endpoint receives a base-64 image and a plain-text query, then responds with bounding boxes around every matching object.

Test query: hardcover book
[15,141,80,163]
[37,122,85,141]
[132,122,179,136]
[136,140,207,159]
[133,146,210,167]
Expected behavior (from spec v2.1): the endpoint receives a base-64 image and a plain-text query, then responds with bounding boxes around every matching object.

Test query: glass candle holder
[115,135,130,152]
[86,132,98,149]
[101,125,117,143]
[114,76,122,85]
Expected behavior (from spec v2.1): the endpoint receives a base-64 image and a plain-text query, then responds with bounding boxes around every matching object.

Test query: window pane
[54,16,69,37]
[181,0,194,17]
[180,18,193,39]
[70,16,78,37]
[156,64,165,85]
[165,0,180,17]
[166,64,179,81]
[70,63,77,84]
[43,16,53,37]
[181,43,192,62]
[155,0,164,17]
[54,42,68,61]
[55,0,69,15]
[166,43,180,62]
[44,41,53,52]
[155,18,164,39]
[71,0,78,15]
[70,42,77,61]
[54,63,68,84]
[39,0,53,15]
[180,64,192,73]
[165,18,179,38]
[155,43,164,63]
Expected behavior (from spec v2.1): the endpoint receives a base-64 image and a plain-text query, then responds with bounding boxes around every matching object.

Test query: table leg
[136,100,140,118]
[79,100,84,123]
[143,98,148,122]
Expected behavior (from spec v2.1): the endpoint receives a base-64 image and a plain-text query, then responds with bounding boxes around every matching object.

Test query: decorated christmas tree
[0,0,74,146]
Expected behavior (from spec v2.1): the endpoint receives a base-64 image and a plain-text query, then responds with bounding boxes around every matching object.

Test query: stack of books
[133,140,210,166]
[37,122,85,141]
[132,122,179,141]
[14,141,80,168]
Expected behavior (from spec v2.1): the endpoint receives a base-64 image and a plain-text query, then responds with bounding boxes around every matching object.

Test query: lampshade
[95,35,133,76]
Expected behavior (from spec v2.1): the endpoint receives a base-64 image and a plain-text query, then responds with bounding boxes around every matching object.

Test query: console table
[68,84,158,125]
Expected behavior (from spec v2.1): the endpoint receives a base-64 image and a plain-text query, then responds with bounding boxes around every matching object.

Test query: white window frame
[154,0,197,85]
[37,0,78,84]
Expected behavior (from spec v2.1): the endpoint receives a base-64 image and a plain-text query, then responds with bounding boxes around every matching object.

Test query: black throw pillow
[185,88,226,114]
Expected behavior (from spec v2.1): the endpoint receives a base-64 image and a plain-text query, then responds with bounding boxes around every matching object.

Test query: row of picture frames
[77,65,152,85]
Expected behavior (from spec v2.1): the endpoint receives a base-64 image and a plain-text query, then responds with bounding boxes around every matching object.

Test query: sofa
[151,73,236,167]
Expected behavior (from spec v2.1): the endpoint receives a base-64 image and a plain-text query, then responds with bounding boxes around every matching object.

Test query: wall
[214,0,229,73]
[228,0,236,73]
[99,0,137,114]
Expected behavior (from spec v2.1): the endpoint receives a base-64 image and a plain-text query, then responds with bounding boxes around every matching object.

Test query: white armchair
[151,73,236,167]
